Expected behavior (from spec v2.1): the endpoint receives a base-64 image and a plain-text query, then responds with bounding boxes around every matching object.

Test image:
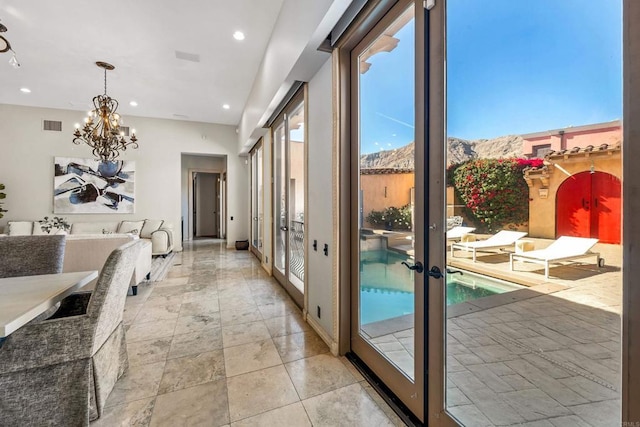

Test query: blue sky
[359,0,622,153]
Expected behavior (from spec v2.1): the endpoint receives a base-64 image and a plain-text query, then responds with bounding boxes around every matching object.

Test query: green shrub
[366,204,412,231]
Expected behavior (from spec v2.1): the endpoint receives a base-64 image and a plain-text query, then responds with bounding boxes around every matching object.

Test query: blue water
[360,250,520,325]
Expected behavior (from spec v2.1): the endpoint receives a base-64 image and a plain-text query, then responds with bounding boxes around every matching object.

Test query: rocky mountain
[360,135,524,169]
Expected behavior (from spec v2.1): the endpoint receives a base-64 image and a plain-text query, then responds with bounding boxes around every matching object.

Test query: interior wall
[181,154,226,241]
[306,58,335,339]
[0,104,248,249]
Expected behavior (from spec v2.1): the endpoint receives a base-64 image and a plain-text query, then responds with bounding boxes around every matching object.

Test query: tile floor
[92,239,405,427]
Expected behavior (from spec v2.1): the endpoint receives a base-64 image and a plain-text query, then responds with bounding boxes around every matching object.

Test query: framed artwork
[54,157,135,213]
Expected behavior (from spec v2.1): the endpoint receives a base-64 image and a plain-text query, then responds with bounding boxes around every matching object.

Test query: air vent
[119,126,130,136]
[43,120,62,132]
[175,50,200,63]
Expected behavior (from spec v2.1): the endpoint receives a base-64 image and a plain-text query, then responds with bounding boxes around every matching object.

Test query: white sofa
[3,219,174,256]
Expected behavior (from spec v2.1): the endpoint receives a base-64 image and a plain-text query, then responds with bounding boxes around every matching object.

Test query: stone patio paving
[369,239,622,426]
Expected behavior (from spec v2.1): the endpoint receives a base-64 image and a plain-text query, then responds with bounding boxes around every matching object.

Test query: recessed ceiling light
[129,101,138,107]
[20,87,31,93]
[223,104,230,110]
[233,31,245,41]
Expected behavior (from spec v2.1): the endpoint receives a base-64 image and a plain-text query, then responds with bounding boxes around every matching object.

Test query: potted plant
[38,216,71,234]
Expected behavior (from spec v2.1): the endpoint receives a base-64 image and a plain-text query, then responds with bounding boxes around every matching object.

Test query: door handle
[401,261,424,273]
[280,226,288,231]
[425,266,463,279]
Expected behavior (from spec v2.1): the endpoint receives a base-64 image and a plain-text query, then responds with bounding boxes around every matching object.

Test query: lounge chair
[451,230,528,262]
[446,226,476,241]
[510,236,600,279]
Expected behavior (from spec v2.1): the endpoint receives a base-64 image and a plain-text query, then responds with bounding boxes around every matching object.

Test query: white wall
[237,0,352,152]
[180,154,226,241]
[0,104,248,249]
[306,59,335,338]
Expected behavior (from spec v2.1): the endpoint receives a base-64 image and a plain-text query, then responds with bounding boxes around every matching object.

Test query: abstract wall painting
[54,157,135,214]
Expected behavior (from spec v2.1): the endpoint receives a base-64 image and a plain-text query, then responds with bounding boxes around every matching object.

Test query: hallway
[93,239,404,426]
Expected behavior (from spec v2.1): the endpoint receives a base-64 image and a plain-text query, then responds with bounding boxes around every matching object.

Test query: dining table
[0,270,98,338]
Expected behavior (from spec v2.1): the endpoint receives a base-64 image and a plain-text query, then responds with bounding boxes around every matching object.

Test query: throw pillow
[7,221,34,236]
[117,220,144,235]
[140,219,164,238]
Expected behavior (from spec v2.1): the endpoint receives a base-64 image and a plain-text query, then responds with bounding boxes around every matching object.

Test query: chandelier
[73,61,138,162]
[0,19,20,68]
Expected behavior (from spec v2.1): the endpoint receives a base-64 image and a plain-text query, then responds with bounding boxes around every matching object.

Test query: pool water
[360,250,522,325]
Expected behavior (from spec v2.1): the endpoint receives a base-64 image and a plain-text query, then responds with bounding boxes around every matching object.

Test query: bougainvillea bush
[452,158,543,231]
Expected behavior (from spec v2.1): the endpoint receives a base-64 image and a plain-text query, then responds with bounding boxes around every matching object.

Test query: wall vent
[43,120,62,132]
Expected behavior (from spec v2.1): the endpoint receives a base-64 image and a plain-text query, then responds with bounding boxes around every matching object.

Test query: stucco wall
[523,124,621,157]
[528,153,621,238]
[361,172,414,228]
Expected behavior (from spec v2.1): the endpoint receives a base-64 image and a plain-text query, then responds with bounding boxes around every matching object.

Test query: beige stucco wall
[360,172,413,227]
[528,153,621,238]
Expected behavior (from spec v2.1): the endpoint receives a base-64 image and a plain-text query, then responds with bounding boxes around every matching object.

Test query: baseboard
[305,313,339,356]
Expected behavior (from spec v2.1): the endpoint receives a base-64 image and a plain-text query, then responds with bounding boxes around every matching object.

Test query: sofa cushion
[7,221,34,236]
[118,220,144,236]
[140,219,164,239]
[71,222,119,234]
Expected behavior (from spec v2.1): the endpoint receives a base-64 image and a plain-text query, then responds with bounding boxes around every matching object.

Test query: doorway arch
[556,171,621,244]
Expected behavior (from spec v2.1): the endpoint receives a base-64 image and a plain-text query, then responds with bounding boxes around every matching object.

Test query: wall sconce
[590,160,595,174]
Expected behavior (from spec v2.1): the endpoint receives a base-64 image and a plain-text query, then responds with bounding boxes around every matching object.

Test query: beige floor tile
[230,402,311,427]
[263,313,311,338]
[124,303,143,326]
[155,277,190,287]
[174,313,221,335]
[257,300,299,320]
[135,302,181,323]
[159,350,226,394]
[126,318,177,343]
[302,383,394,427]
[105,361,166,407]
[220,305,263,326]
[222,320,271,348]
[148,285,188,299]
[272,331,329,363]
[92,397,155,427]
[285,354,357,399]
[224,339,282,377]
[168,328,223,359]
[127,337,172,366]
[226,365,299,422]
[180,299,220,316]
[150,380,229,427]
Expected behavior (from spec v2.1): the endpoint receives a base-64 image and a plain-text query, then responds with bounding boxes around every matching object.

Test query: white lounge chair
[451,230,528,262]
[446,226,476,241]
[510,236,600,279]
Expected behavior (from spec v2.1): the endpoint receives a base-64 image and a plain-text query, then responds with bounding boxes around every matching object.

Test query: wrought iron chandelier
[73,61,138,162]
[0,18,20,68]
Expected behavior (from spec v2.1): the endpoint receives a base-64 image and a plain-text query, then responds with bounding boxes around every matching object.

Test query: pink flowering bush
[451,158,542,231]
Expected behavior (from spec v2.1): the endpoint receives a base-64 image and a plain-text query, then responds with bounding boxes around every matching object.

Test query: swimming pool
[360,250,523,325]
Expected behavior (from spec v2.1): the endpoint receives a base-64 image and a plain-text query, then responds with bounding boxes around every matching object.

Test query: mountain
[360,135,524,169]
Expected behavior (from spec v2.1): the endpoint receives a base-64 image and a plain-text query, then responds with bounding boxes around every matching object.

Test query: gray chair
[0,235,66,278]
[0,240,142,426]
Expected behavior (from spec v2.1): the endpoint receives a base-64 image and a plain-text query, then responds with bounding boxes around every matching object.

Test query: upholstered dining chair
[0,235,66,278]
[0,240,142,426]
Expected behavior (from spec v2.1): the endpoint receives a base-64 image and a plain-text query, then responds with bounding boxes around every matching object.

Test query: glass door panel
[443,1,623,425]
[257,145,264,253]
[273,123,286,276]
[288,101,305,292]
[250,147,259,252]
[350,2,423,420]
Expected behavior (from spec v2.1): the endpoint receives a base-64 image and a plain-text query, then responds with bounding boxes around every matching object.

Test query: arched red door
[556,171,621,244]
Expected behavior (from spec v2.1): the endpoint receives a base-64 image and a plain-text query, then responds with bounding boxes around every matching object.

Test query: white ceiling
[0,0,285,125]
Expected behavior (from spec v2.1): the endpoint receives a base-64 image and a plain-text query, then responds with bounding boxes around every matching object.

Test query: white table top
[0,271,98,338]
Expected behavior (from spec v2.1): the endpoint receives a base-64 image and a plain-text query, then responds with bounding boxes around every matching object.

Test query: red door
[556,171,621,244]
